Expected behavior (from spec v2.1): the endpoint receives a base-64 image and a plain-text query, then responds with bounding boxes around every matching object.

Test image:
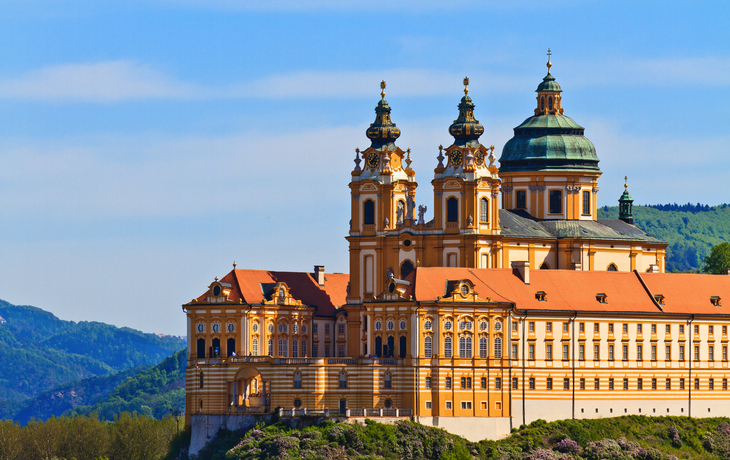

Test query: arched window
[268,338,273,356]
[292,339,298,358]
[339,371,347,389]
[541,97,545,111]
[293,371,302,388]
[494,337,502,358]
[424,336,432,358]
[480,198,489,223]
[197,338,205,359]
[363,200,375,225]
[384,371,392,389]
[268,323,274,334]
[466,336,472,358]
[447,197,458,223]
[375,336,383,357]
[444,337,452,359]
[607,263,618,271]
[399,335,407,358]
[227,338,236,357]
[252,338,258,356]
[387,336,395,358]
[400,260,414,279]
[212,338,221,358]
[549,96,553,110]
[278,339,287,357]
[199,372,204,389]
[301,339,307,357]
[459,336,466,358]
[479,336,487,358]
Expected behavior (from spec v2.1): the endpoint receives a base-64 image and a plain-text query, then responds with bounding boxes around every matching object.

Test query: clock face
[474,151,485,166]
[366,152,380,169]
[450,150,463,167]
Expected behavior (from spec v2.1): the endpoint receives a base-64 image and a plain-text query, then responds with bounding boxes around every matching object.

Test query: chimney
[511,261,530,285]
[314,265,325,286]
[648,264,660,273]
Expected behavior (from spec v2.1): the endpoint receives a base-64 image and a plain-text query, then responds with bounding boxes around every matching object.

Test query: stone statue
[396,201,405,225]
[387,268,394,279]
[418,205,427,225]
[406,195,416,220]
[384,217,390,228]
[468,215,474,226]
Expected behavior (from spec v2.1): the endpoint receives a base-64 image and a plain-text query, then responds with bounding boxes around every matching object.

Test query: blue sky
[1,0,728,335]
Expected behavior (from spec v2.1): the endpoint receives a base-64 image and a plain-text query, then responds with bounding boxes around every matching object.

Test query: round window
[494,320,502,331]
[460,285,469,296]
[375,321,382,331]
[444,321,452,331]
[212,285,221,296]
[268,323,274,333]
[480,321,488,331]
[387,321,394,331]
[384,399,392,409]
[424,320,432,330]
[403,239,411,247]
[197,323,205,333]
[399,320,406,330]
[302,325,307,334]
[388,283,396,294]
[212,323,220,333]
[227,323,235,333]
[252,323,259,333]
[294,399,302,408]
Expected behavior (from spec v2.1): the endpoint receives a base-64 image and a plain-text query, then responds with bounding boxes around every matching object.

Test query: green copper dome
[366,82,401,149]
[536,73,562,92]
[448,91,485,147]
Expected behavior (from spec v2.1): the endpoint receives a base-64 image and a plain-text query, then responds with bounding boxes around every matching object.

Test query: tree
[702,241,730,274]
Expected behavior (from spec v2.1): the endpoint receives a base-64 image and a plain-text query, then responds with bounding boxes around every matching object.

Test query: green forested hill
[598,204,730,272]
[0,299,184,421]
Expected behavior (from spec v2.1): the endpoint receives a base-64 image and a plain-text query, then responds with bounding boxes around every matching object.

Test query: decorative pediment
[441,279,492,302]
[359,183,378,192]
[377,278,411,301]
[263,282,303,306]
[204,280,234,304]
[443,180,462,190]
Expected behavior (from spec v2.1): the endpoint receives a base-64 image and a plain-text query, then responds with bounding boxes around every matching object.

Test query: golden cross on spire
[546,48,552,74]
[463,76,469,96]
[380,80,386,99]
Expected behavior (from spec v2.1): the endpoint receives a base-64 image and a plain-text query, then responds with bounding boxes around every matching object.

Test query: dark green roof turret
[366,81,401,149]
[619,177,634,224]
[448,77,484,147]
[537,73,562,92]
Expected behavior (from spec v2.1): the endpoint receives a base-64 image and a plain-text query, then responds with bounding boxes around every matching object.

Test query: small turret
[448,77,485,148]
[618,176,634,224]
[365,81,401,149]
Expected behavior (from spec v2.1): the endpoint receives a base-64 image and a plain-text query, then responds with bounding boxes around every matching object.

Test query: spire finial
[624,175,628,190]
[463,76,469,96]
[380,80,386,99]
[233,261,236,269]
[546,48,552,74]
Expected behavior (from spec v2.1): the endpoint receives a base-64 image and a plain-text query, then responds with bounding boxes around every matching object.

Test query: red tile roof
[640,272,730,315]
[193,269,349,316]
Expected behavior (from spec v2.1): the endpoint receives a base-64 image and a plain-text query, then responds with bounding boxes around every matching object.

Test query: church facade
[183,56,730,443]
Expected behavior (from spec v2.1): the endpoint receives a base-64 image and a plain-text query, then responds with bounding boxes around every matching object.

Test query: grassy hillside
[0,299,184,421]
[598,204,730,272]
[188,415,730,460]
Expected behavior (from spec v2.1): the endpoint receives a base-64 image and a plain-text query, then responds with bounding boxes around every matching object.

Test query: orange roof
[194,269,349,316]
[641,272,730,315]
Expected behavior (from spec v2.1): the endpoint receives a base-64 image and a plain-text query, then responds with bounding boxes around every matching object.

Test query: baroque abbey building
[184,56,730,446]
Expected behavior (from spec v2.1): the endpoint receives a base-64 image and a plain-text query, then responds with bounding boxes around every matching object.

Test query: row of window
[534,321,727,336]
[428,400,502,411]
[423,376,730,391]
[511,189,590,215]
[363,197,491,226]
[424,336,503,359]
[531,343,729,362]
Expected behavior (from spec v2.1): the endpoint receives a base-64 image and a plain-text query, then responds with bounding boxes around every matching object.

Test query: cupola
[535,49,564,115]
[448,77,485,148]
[618,176,634,224]
[366,81,401,149]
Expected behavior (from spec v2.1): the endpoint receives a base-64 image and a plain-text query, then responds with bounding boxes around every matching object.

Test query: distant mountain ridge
[0,299,184,421]
[598,203,730,272]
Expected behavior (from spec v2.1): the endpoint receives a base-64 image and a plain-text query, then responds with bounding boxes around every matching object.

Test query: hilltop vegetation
[0,299,184,421]
[598,204,730,272]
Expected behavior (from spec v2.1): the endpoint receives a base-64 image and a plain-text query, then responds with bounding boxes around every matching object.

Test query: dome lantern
[535,48,564,115]
[619,176,634,224]
[366,80,401,149]
[448,76,485,147]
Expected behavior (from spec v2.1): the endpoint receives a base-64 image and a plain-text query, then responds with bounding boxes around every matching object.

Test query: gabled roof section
[192,269,349,316]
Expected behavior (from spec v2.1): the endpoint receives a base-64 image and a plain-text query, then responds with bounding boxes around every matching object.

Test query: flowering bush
[554,438,579,454]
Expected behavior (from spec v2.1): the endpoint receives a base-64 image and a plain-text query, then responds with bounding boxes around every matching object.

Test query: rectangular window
[695,345,700,361]
[724,326,728,335]
[594,323,600,333]
[529,321,535,332]
[512,344,518,359]
[608,345,614,361]
[445,401,452,410]
[623,378,629,390]
[724,379,728,390]
[709,346,715,361]
[608,323,614,333]
[564,378,570,390]
[608,378,614,390]
[325,324,330,334]
[666,345,671,361]
[425,377,432,388]
[651,324,657,334]
[651,345,657,361]
[547,378,553,390]
[583,190,590,215]
[723,346,728,361]
[312,345,318,358]
[338,346,345,358]
[666,324,671,334]
[579,344,585,360]
[512,377,519,389]
[528,344,535,360]
[652,378,657,390]
[516,190,527,209]
[710,325,714,335]
[425,401,432,410]
[512,321,518,332]
[461,401,472,410]
[563,322,569,333]
[622,323,628,333]
[680,378,685,390]
[481,377,487,389]
[563,344,569,360]
[580,378,585,390]
[666,378,671,390]
[338,324,345,334]
[679,324,684,334]
[546,344,553,360]
[313,324,318,334]
[463,377,472,389]
[594,378,600,390]
[445,377,451,389]
[622,345,628,360]
[495,377,501,390]
[325,346,330,357]
[695,378,700,390]
[680,345,685,361]
[529,377,535,390]
[594,344,600,360]
[637,324,643,334]
[546,322,552,332]
[579,322,585,332]
[695,325,699,334]
[549,190,562,214]
[461,377,466,389]
[638,378,643,390]
[637,345,643,361]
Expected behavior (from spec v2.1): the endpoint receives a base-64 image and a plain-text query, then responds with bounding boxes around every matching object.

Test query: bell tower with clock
[430,78,501,267]
[347,81,418,305]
